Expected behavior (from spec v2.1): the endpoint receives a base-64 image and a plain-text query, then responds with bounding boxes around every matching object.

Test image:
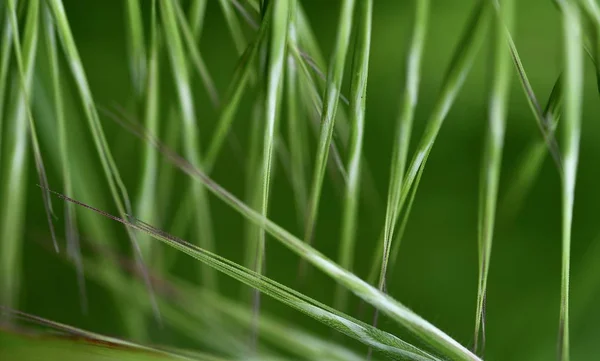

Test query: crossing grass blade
[473,0,513,354]
[303,0,356,258]
[124,0,146,99]
[555,1,584,360]
[49,191,442,361]
[93,119,481,361]
[159,0,217,289]
[379,0,429,292]
[335,0,373,312]
[43,2,87,312]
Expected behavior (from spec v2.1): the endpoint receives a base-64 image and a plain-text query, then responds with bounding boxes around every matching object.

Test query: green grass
[1,1,599,360]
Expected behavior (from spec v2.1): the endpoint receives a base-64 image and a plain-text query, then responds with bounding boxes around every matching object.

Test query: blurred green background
[5,0,600,360]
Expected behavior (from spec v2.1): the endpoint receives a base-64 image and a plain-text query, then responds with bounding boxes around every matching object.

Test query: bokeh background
[5,0,600,360]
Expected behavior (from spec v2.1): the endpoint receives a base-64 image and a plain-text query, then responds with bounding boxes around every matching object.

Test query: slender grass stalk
[335,0,372,312]
[218,0,247,54]
[98,120,481,361]
[255,0,289,280]
[499,74,562,224]
[173,0,220,108]
[204,6,271,170]
[303,0,356,260]
[374,1,489,291]
[7,0,59,254]
[249,0,289,346]
[43,3,86,312]
[0,0,33,314]
[52,192,442,361]
[473,0,513,354]
[555,1,584,360]
[124,0,146,99]
[0,10,14,158]
[285,57,308,228]
[135,0,160,265]
[160,0,217,289]
[379,0,429,292]
[46,0,161,329]
[189,0,207,39]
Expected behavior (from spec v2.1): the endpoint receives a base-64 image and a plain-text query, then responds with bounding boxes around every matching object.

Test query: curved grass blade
[94,122,481,361]
[43,3,87,312]
[50,192,441,361]
[379,0,429,293]
[335,0,373,312]
[124,0,146,99]
[159,0,217,289]
[189,0,207,39]
[555,2,584,360]
[303,0,356,262]
[473,0,513,354]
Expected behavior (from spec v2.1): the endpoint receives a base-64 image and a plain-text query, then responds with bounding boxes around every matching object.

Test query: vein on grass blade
[124,0,146,99]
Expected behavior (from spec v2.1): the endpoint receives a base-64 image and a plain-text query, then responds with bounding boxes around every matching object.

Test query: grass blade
[376,0,489,290]
[43,2,86,311]
[173,0,220,108]
[0,9,14,159]
[218,0,247,54]
[555,1,584,360]
[0,0,32,313]
[124,0,146,98]
[303,0,356,259]
[160,0,217,288]
[46,0,161,330]
[473,0,513,354]
[379,0,429,292]
[335,0,372,312]
[135,0,160,265]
